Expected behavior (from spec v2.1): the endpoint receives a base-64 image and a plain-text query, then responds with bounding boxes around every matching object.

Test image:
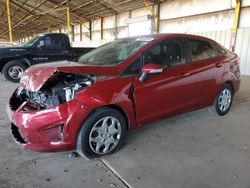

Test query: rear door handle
[180,72,190,77]
[215,63,223,67]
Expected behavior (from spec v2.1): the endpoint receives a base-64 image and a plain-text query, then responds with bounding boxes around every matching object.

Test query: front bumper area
[7,90,89,152]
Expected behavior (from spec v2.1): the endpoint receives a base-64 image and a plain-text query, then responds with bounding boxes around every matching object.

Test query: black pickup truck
[0,33,95,82]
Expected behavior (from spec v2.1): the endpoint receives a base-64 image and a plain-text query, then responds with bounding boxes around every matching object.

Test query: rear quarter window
[213,43,227,56]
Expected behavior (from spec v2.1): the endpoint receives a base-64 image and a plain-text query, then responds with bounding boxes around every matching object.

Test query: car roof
[121,33,213,42]
[36,32,67,37]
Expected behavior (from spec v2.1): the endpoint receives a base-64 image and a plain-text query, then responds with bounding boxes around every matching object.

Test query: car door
[185,38,225,107]
[30,34,69,64]
[133,38,197,125]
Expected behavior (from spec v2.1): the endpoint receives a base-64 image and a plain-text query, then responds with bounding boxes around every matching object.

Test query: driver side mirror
[37,40,45,48]
[139,63,163,83]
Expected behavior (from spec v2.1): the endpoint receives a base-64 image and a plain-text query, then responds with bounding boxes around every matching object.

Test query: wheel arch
[106,104,129,131]
[11,58,31,68]
[86,105,130,131]
[224,80,235,94]
[1,58,31,72]
[76,104,128,158]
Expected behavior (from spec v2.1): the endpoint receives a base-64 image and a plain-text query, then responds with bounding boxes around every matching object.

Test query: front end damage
[7,72,96,152]
[11,72,95,111]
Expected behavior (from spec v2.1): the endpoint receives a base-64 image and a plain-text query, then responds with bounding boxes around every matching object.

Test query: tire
[77,107,127,159]
[2,61,27,83]
[210,84,234,116]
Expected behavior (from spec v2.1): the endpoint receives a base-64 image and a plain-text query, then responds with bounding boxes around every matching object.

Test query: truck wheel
[3,61,27,82]
[77,107,127,159]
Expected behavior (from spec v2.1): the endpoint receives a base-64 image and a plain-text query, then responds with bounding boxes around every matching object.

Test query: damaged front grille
[11,123,27,144]
[9,86,26,111]
[10,72,95,112]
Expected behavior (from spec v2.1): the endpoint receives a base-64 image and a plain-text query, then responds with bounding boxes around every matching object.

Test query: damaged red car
[7,34,241,158]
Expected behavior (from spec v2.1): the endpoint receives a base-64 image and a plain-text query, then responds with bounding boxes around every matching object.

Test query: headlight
[63,81,92,102]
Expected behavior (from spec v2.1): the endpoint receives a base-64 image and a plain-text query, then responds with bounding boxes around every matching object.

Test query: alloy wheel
[218,88,232,112]
[8,66,24,79]
[89,116,122,155]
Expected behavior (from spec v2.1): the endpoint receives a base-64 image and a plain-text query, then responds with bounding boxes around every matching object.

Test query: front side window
[78,38,153,66]
[189,39,217,61]
[143,38,186,68]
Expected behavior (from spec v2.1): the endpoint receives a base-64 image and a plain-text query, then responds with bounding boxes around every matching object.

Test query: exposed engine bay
[11,72,95,111]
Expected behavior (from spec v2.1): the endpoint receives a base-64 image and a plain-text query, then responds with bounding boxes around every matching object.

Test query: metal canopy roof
[0,0,158,41]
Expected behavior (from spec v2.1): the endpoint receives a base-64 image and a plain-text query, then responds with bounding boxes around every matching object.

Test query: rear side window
[44,37,52,47]
[189,39,217,61]
[51,35,65,48]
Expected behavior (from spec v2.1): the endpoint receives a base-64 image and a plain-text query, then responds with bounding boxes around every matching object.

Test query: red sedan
[7,34,241,158]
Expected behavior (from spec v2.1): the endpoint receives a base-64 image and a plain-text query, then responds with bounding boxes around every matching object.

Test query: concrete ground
[0,74,250,188]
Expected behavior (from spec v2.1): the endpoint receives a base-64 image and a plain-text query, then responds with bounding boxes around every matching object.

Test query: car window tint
[189,39,217,61]
[144,38,186,68]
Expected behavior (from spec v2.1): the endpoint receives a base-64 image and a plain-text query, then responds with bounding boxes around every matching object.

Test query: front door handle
[180,72,190,77]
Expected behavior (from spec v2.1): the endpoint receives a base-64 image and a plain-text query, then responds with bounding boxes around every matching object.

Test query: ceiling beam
[96,0,120,14]
[0,0,47,37]
[71,0,95,12]
[9,1,34,15]
[78,0,136,18]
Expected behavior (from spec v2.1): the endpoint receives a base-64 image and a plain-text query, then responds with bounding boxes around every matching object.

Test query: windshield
[78,38,154,66]
[23,35,41,47]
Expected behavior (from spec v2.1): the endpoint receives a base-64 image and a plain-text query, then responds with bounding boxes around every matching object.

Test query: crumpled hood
[20,60,119,91]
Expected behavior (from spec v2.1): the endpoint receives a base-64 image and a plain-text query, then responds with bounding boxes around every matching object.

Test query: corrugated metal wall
[189,30,232,49]
[69,0,250,75]
[235,28,250,75]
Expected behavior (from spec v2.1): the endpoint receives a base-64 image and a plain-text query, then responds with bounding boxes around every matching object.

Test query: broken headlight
[63,81,92,102]
[17,73,95,110]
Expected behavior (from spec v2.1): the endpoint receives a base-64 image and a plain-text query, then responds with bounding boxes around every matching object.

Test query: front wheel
[212,84,234,116]
[2,61,27,82]
[77,107,127,159]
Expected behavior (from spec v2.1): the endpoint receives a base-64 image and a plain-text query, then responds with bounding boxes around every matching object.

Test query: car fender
[1,58,31,72]
[9,58,31,67]
[76,77,137,131]
[208,60,239,106]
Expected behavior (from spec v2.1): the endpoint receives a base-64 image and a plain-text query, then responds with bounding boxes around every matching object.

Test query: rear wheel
[3,61,27,82]
[77,107,127,159]
[211,84,234,116]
